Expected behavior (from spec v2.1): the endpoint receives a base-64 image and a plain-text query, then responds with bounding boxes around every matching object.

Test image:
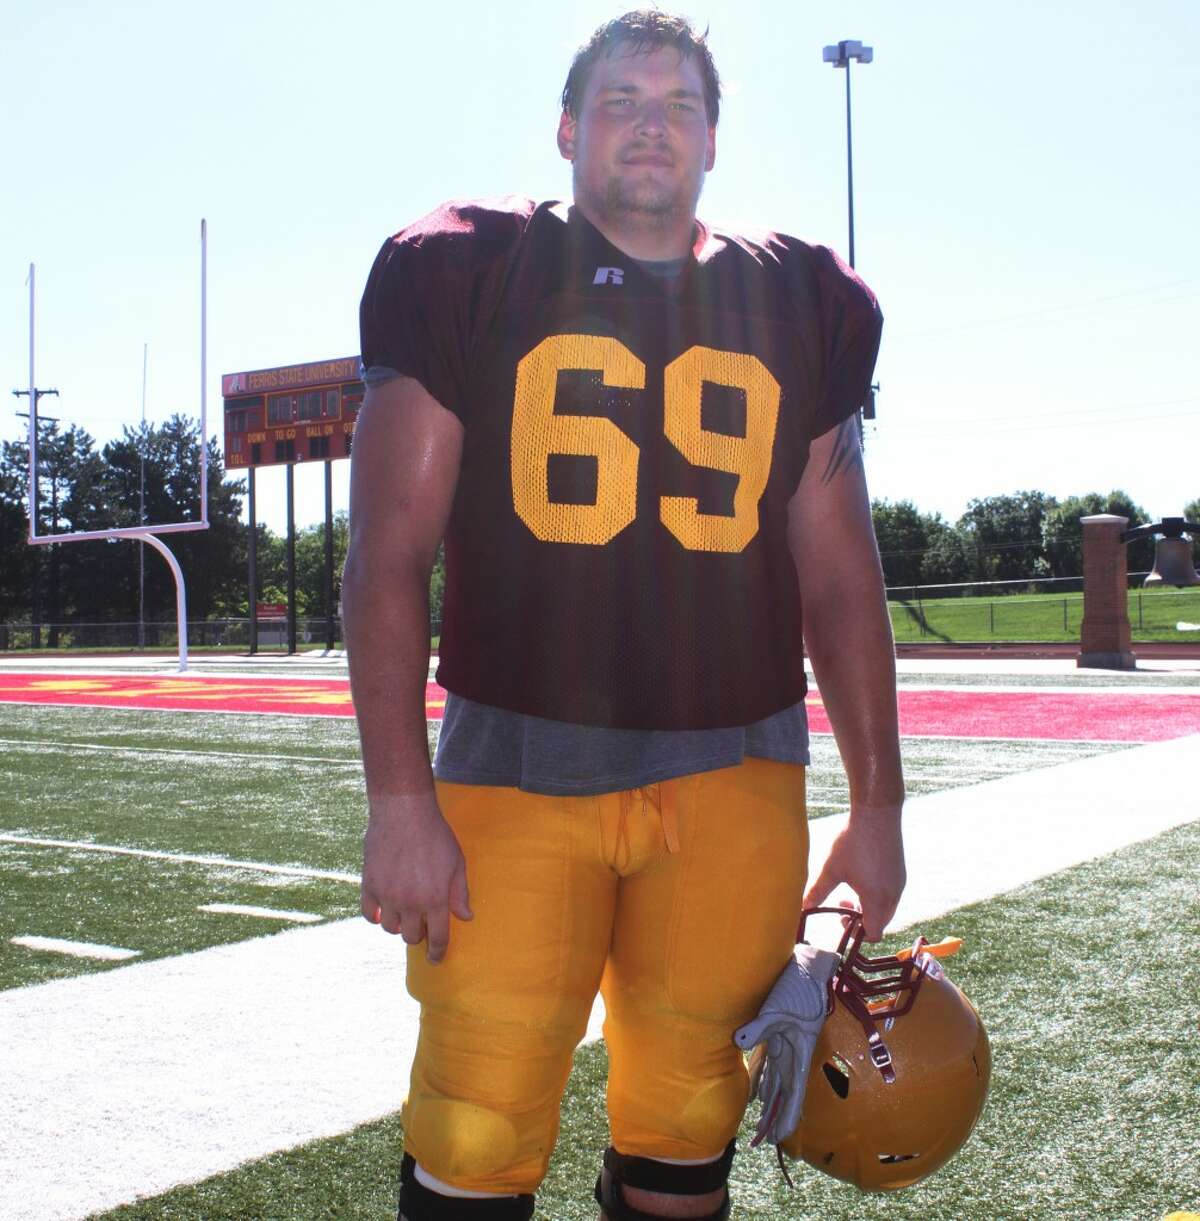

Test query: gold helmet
[779,907,991,1191]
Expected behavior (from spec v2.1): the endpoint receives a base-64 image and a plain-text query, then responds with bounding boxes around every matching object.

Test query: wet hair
[560,10,721,126]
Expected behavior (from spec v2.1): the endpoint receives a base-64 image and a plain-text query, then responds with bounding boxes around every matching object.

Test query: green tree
[871,499,932,588]
[0,423,107,641]
[430,544,446,630]
[956,491,1056,584]
[920,518,974,588]
[0,441,34,624]
[0,499,33,627]
[0,417,245,641]
[211,522,282,617]
[99,415,246,627]
[295,511,349,619]
[1042,490,1153,579]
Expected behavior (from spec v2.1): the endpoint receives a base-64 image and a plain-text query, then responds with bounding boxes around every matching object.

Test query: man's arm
[342,376,470,963]
[787,415,905,941]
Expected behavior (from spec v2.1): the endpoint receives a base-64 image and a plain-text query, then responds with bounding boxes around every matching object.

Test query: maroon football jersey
[360,198,881,730]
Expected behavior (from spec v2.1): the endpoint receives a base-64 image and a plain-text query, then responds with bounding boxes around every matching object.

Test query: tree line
[871,490,1200,591]
[0,417,346,633]
[0,418,1195,636]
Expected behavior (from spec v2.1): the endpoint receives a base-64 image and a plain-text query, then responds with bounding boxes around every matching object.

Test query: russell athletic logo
[593,266,625,285]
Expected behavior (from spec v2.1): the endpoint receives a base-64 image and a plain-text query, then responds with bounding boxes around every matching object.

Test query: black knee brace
[593,1142,735,1220]
[398,1153,534,1221]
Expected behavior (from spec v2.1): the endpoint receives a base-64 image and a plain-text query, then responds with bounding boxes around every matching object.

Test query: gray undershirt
[366,252,810,797]
[433,694,809,797]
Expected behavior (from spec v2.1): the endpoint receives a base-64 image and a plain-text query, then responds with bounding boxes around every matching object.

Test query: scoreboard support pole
[286,463,297,655]
[222,354,363,656]
[324,460,335,651]
[248,467,258,655]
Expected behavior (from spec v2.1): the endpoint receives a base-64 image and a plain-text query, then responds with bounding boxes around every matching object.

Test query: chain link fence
[886,573,1199,642]
[0,618,344,652]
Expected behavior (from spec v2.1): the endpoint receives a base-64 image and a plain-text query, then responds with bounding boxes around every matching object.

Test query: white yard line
[818,733,1200,931]
[0,734,1197,1221]
[0,736,359,766]
[0,834,358,884]
[10,935,141,961]
[197,903,324,923]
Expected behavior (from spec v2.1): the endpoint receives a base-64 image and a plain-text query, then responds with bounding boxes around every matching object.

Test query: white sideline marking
[1,734,1197,1221]
[198,903,323,923]
[0,697,358,721]
[10,935,140,961]
[814,734,1200,931]
[0,736,359,767]
[0,834,359,884]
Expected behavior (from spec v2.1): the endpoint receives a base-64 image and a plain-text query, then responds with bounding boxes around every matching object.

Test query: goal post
[22,221,210,672]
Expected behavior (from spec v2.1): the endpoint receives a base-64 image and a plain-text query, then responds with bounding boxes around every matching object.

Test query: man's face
[558,44,716,230]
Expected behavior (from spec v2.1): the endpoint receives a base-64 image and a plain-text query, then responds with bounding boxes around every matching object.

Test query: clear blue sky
[4,0,1198,537]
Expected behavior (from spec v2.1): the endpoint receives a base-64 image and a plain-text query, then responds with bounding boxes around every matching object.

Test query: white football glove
[734,944,840,1148]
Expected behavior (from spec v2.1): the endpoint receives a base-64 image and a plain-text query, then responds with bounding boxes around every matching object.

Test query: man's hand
[802,809,905,942]
[361,793,473,964]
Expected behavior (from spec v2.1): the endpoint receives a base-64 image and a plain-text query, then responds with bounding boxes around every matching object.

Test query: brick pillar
[1077,514,1136,670]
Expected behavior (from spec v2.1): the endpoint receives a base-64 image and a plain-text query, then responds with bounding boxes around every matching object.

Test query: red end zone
[0,674,1197,743]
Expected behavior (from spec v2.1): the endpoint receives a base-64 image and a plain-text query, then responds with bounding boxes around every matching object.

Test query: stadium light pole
[822,39,873,269]
[823,38,877,419]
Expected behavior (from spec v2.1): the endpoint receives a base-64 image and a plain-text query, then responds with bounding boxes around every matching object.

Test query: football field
[1,656,1198,1220]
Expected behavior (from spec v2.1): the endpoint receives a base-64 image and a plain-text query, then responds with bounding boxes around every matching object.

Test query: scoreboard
[221,355,364,469]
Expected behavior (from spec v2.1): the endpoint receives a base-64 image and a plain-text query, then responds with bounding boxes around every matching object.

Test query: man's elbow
[342,540,432,623]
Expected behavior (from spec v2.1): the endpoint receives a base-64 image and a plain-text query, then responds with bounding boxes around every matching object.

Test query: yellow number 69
[511,335,779,553]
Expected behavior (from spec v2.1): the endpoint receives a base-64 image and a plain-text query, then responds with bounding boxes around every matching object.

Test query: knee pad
[593,1143,734,1221]
[398,1154,534,1221]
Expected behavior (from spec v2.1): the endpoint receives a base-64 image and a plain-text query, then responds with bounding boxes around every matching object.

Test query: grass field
[888,585,1200,643]
[2,696,1197,1220]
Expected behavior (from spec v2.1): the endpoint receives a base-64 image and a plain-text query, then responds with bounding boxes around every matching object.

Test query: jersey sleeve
[358,198,532,419]
[809,246,883,439]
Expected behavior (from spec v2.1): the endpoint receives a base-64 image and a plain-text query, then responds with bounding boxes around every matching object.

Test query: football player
[343,10,905,1220]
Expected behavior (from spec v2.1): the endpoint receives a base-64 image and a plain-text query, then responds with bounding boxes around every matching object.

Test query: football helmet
[777,906,991,1192]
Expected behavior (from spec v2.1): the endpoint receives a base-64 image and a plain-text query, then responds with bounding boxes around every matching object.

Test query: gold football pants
[402,757,809,1195]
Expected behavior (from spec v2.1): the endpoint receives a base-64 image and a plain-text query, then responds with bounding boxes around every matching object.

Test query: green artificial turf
[98,819,1200,1221]
[0,706,366,873]
[806,732,1118,814]
[0,840,357,989]
[0,703,1123,994]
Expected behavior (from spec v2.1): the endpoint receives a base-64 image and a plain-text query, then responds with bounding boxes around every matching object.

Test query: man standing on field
[343,11,905,1219]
